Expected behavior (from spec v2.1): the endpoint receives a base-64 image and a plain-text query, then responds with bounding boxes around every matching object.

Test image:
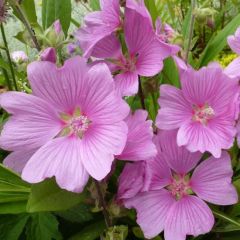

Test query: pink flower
[75,0,121,58]
[11,51,28,64]
[117,161,151,200]
[116,110,157,161]
[155,18,175,43]
[53,20,62,35]
[156,66,239,158]
[0,56,129,192]
[227,27,240,54]
[40,47,57,63]
[90,0,179,96]
[123,130,238,239]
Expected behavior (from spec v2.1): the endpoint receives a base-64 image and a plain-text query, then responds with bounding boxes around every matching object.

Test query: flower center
[59,107,91,139]
[192,104,215,125]
[167,174,192,200]
[116,54,138,72]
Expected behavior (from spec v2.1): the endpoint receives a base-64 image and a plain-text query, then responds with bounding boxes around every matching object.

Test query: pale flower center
[192,104,215,125]
[116,54,138,72]
[59,107,91,139]
[167,174,192,200]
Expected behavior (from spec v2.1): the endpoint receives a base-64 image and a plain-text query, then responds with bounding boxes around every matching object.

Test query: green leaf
[0,214,29,240]
[42,0,72,35]
[26,213,62,240]
[68,220,105,240]
[144,0,158,23]
[213,224,240,233]
[27,178,86,212]
[161,57,180,88]
[21,0,38,25]
[90,0,100,11]
[56,204,93,223]
[213,210,240,228]
[0,164,30,213]
[198,13,240,67]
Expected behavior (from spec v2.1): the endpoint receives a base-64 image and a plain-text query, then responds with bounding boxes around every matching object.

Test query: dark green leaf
[27,179,86,212]
[42,0,72,35]
[0,214,29,240]
[68,220,105,240]
[26,213,62,240]
[213,210,240,228]
[56,204,93,223]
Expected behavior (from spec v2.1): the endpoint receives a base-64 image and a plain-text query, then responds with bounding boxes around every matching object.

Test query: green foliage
[68,220,105,240]
[0,214,29,240]
[198,12,240,67]
[42,0,72,35]
[0,164,30,214]
[90,0,100,11]
[25,213,62,240]
[27,178,86,212]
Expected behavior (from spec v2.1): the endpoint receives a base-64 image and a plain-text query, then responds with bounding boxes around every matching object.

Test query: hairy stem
[0,24,18,91]
[94,180,112,228]
[138,77,146,110]
[185,0,196,63]
[13,3,41,51]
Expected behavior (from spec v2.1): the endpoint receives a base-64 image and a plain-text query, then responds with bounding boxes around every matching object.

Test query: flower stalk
[0,23,18,90]
[94,179,112,228]
[138,77,146,110]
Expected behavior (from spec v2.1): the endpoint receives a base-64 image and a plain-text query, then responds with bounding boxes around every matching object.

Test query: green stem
[13,3,41,51]
[94,180,112,228]
[185,0,196,63]
[0,51,12,90]
[0,24,18,91]
[138,77,146,110]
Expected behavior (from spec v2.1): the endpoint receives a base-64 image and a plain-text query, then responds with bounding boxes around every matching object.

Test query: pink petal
[0,92,61,151]
[157,130,202,175]
[164,196,214,240]
[117,162,146,200]
[156,85,191,130]
[91,34,122,58]
[85,63,130,122]
[191,151,238,205]
[224,57,240,79]
[114,71,138,97]
[22,137,89,192]
[40,47,57,63]
[177,117,236,158]
[3,149,36,173]
[227,27,240,54]
[124,6,154,55]
[27,56,89,112]
[117,110,157,161]
[181,67,239,115]
[124,189,175,239]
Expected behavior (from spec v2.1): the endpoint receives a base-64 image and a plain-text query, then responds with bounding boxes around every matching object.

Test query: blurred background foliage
[0,0,239,239]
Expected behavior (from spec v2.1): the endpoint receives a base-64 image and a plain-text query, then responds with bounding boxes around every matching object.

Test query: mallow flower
[75,0,121,58]
[116,110,157,161]
[122,130,238,240]
[0,56,129,192]
[11,51,28,64]
[86,0,179,96]
[156,66,239,158]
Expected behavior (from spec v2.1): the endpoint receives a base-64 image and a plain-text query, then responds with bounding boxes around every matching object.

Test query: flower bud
[43,20,65,48]
[40,47,56,63]
[103,226,128,240]
[194,7,217,26]
[11,51,28,64]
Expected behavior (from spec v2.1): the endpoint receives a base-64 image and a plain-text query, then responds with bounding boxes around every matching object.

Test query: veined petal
[125,189,175,239]
[224,57,240,79]
[114,71,139,97]
[117,110,157,161]
[22,137,89,193]
[227,27,240,54]
[191,151,238,205]
[164,196,214,240]
[0,92,61,151]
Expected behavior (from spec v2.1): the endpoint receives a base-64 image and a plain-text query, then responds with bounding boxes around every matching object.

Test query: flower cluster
[0,1,240,240]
